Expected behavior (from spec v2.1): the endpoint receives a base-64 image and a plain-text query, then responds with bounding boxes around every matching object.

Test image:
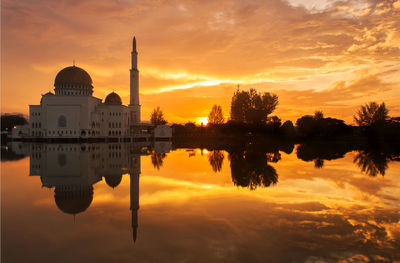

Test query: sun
[197,117,209,126]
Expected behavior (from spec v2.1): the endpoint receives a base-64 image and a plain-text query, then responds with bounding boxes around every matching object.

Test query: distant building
[28,37,143,140]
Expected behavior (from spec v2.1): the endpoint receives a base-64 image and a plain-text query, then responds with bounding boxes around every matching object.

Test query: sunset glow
[2,1,400,260]
[197,117,209,126]
[2,0,400,123]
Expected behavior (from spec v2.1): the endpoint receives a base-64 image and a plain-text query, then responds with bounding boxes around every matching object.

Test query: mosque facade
[28,37,142,140]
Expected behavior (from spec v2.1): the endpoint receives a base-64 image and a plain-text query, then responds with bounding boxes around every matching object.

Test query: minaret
[129,36,141,123]
[130,171,139,243]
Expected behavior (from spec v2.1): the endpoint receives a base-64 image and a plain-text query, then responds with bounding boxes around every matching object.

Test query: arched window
[58,115,67,127]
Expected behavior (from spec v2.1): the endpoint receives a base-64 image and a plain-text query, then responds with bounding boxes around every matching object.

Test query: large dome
[55,66,92,86]
[105,92,122,105]
[54,66,94,96]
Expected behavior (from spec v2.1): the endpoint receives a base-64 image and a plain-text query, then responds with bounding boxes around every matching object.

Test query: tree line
[158,88,400,142]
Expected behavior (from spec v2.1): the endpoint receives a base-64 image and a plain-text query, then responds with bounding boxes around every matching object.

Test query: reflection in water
[28,142,171,243]
[1,145,27,162]
[353,150,389,177]
[314,158,324,169]
[229,150,279,190]
[208,150,225,172]
[2,141,400,262]
[54,185,93,215]
[296,141,350,164]
[151,151,167,170]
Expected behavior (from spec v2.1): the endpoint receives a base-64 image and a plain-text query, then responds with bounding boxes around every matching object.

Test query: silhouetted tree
[208,150,225,172]
[230,88,278,124]
[296,115,315,136]
[296,114,349,138]
[150,106,167,125]
[267,116,281,130]
[354,102,388,127]
[281,120,296,138]
[314,110,324,121]
[208,104,224,125]
[1,114,28,131]
[151,150,167,170]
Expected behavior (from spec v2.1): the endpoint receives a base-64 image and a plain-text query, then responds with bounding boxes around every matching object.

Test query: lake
[1,141,399,262]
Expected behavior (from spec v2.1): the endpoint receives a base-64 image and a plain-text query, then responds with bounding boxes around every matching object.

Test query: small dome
[105,92,122,105]
[54,66,93,86]
[54,185,93,215]
[104,174,123,188]
[44,91,54,96]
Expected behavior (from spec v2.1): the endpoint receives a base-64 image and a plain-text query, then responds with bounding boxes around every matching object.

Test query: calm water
[1,142,399,263]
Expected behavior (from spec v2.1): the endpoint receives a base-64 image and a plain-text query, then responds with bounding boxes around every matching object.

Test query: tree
[208,105,224,124]
[230,88,278,124]
[281,120,296,137]
[150,106,167,125]
[267,116,281,130]
[314,110,324,121]
[354,102,389,127]
[1,114,28,131]
[230,89,250,123]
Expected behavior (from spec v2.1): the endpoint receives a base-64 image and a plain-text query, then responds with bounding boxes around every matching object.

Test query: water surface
[1,142,399,262]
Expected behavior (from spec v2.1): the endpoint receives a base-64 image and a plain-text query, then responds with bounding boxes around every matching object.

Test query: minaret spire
[129,35,141,123]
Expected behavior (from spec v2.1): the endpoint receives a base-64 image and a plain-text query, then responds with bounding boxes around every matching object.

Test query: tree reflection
[353,150,389,177]
[151,150,167,170]
[296,142,350,169]
[314,158,324,168]
[229,150,279,190]
[208,150,224,172]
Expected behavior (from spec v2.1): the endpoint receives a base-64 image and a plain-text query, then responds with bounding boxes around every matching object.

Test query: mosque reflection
[27,141,172,243]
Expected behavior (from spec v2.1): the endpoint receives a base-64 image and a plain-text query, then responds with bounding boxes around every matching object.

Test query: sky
[2,0,400,124]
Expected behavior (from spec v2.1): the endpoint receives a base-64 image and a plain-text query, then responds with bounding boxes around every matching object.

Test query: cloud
[2,0,400,122]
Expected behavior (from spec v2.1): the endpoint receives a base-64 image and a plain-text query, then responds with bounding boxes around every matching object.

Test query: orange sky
[2,0,400,124]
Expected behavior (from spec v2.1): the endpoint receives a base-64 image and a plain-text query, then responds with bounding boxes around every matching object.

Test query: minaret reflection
[130,172,139,242]
[28,142,171,243]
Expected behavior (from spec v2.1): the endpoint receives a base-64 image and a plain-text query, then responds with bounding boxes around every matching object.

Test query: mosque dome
[105,92,122,105]
[104,174,123,188]
[55,66,92,86]
[40,91,54,104]
[54,66,94,96]
[54,185,93,215]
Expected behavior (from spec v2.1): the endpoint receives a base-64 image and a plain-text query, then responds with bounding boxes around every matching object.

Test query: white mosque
[26,36,162,141]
